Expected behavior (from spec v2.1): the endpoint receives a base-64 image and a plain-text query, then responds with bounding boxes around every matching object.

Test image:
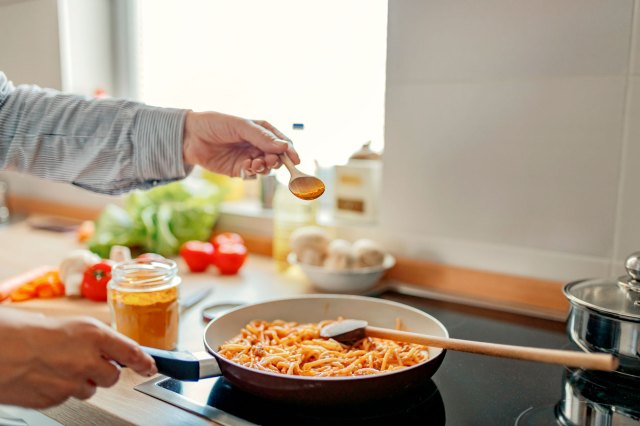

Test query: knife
[179,288,212,313]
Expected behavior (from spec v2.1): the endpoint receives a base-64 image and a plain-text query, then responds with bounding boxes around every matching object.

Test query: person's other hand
[0,309,156,408]
[183,112,301,178]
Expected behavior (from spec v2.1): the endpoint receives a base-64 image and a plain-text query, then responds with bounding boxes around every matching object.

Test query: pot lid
[564,252,640,321]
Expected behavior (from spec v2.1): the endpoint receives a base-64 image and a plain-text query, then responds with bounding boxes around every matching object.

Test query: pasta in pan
[218,319,430,377]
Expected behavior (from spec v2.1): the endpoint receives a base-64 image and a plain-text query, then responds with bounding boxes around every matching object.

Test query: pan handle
[141,347,222,381]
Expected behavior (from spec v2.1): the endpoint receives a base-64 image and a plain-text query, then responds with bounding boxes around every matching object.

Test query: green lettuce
[88,178,222,257]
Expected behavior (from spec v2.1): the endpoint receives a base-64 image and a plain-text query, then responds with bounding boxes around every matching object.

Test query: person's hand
[183,111,301,178]
[0,309,156,408]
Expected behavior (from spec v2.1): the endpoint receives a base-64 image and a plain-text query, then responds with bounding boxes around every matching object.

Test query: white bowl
[288,253,396,293]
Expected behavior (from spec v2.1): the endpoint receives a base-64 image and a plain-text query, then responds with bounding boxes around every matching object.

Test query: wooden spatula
[320,319,618,371]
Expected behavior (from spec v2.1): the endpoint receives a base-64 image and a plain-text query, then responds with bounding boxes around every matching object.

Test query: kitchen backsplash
[2,0,640,284]
[380,0,640,282]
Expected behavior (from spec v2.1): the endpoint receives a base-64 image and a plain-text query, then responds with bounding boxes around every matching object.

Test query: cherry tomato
[211,232,245,249]
[81,261,112,302]
[212,243,248,275]
[180,241,214,273]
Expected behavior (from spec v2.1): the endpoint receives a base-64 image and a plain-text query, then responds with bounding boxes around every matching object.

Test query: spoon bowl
[279,153,325,200]
[288,176,325,200]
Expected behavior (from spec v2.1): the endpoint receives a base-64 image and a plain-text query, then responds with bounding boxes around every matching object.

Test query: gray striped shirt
[0,72,190,195]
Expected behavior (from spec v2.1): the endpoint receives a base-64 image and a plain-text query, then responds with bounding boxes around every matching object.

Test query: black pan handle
[141,346,222,381]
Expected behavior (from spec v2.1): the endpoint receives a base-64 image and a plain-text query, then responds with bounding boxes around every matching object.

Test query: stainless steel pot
[564,253,640,376]
[555,369,640,426]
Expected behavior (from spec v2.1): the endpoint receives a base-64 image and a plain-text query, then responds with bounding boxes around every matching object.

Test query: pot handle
[141,346,222,381]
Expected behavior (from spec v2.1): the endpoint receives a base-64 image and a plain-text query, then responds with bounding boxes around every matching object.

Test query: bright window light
[135,0,388,172]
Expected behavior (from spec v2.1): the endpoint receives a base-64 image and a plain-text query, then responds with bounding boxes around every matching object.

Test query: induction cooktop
[135,290,638,425]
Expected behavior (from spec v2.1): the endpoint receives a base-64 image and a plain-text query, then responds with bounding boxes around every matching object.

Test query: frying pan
[142,294,448,405]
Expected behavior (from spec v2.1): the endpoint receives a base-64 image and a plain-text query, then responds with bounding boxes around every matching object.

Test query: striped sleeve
[0,72,191,195]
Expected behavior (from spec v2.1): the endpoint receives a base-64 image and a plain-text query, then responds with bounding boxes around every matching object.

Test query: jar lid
[110,258,179,292]
[349,142,381,160]
[563,252,640,322]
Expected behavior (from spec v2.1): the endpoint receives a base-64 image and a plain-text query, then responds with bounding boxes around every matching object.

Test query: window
[133,0,388,174]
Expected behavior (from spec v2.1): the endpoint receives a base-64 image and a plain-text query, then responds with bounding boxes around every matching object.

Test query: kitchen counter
[0,221,573,425]
[0,222,314,425]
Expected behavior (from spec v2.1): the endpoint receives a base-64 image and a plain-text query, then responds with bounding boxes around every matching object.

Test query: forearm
[0,73,190,194]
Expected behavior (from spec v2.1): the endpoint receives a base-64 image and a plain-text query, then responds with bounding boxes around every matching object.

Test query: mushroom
[59,249,101,296]
[290,226,331,266]
[324,239,354,270]
[352,239,386,268]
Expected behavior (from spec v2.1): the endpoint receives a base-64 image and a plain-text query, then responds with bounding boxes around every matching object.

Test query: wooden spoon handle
[279,153,300,178]
[365,326,619,371]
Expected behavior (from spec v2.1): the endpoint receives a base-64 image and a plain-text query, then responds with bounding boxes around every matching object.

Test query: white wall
[0,0,62,88]
[380,0,638,281]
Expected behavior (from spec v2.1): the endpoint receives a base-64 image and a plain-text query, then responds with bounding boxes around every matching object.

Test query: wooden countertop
[0,222,313,425]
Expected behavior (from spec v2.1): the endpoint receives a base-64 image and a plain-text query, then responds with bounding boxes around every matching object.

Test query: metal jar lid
[563,252,640,322]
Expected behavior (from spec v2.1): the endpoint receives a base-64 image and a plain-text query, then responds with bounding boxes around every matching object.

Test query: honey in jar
[108,258,180,350]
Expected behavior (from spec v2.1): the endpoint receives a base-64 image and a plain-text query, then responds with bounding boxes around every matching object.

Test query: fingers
[239,169,256,180]
[2,315,148,409]
[88,359,121,388]
[255,120,290,142]
[239,120,301,165]
[254,120,301,164]
[0,375,70,408]
[19,374,85,408]
[97,329,156,377]
[238,152,281,178]
[251,158,268,175]
[238,158,255,179]
[238,121,289,154]
[264,153,281,169]
[221,117,299,178]
[71,380,97,400]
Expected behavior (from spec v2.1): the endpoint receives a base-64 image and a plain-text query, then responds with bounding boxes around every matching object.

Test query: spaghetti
[218,319,430,377]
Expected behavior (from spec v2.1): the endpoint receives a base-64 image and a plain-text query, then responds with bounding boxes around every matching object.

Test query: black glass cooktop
[135,291,638,425]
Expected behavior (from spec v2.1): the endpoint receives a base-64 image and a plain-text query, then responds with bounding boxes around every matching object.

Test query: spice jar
[108,258,181,350]
[334,142,382,223]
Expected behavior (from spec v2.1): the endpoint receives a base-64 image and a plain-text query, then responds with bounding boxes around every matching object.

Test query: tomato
[212,243,248,275]
[180,241,214,273]
[81,261,112,302]
[211,232,245,249]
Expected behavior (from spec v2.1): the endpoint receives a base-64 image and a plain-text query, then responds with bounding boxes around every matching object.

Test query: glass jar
[272,182,317,271]
[108,258,181,350]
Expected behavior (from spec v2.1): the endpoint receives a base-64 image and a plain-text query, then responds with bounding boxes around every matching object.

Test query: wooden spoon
[321,319,619,372]
[279,153,325,200]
